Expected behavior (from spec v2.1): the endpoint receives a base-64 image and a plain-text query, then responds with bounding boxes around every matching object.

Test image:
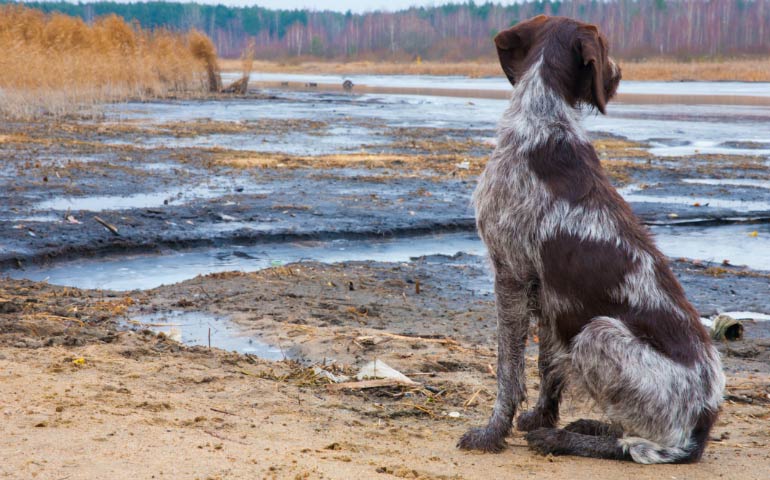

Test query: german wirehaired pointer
[458,15,725,464]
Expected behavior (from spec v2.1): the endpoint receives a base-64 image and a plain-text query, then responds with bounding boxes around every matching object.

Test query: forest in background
[7,0,770,60]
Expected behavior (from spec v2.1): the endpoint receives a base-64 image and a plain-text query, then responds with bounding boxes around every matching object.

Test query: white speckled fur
[573,317,724,463]
[465,49,725,463]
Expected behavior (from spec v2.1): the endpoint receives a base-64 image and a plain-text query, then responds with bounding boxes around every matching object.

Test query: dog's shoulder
[527,136,602,204]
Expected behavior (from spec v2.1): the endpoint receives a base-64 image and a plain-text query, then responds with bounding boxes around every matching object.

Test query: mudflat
[2,88,770,479]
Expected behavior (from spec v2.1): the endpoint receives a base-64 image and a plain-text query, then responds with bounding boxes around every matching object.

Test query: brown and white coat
[457,15,724,464]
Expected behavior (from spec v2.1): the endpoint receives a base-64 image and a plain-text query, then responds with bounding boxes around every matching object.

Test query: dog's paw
[564,419,611,436]
[516,409,557,432]
[457,427,508,453]
[524,428,566,456]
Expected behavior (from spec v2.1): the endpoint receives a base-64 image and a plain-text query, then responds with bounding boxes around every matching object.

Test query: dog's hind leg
[525,428,630,460]
[458,274,531,452]
[564,419,623,437]
[516,317,567,431]
[556,316,723,464]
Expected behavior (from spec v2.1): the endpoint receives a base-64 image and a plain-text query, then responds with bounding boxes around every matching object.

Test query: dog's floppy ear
[494,15,547,86]
[575,24,607,114]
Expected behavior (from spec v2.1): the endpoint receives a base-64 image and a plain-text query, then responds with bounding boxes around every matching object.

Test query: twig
[210,407,239,417]
[203,429,248,445]
[327,378,419,391]
[464,388,483,408]
[197,286,213,301]
[376,332,460,346]
[93,216,119,236]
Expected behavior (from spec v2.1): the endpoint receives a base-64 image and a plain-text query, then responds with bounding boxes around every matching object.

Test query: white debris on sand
[355,359,415,384]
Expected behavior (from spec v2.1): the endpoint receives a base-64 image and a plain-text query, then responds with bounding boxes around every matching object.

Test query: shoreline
[220,58,770,82]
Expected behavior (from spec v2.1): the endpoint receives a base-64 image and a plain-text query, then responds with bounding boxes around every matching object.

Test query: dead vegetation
[213,137,646,184]
[0,5,221,119]
[222,39,255,94]
[620,57,770,82]
[0,278,135,347]
[0,117,328,153]
[215,151,486,179]
[220,57,770,82]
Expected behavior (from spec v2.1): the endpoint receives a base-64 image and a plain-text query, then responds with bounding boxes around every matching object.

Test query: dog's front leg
[458,275,529,452]
[517,320,565,431]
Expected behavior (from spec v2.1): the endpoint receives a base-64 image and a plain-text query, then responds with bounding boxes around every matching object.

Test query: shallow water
[619,184,770,213]
[682,178,770,190]
[652,223,770,269]
[9,224,769,291]
[129,310,283,359]
[8,233,485,290]
[105,124,385,156]
[224,72,770,98]
[107,88,770,159]
[33,181,270,212]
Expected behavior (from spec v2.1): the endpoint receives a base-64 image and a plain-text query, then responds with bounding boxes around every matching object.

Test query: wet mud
[2,92,770,270]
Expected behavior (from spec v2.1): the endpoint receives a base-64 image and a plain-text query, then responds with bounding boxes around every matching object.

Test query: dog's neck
[497,56,587,156]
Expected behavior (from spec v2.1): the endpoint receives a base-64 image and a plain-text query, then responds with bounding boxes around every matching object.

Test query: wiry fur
[458,15,725,464]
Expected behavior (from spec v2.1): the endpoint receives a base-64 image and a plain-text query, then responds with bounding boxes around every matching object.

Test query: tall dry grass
[0,5,221,119]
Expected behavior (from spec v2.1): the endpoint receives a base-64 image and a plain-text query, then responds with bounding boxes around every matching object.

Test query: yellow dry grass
[216,151,485,179]
[220,57,770,82]
[620,58,770,82]
[219,59,502,78]
[0,5,221,119]
[214,138,647,184]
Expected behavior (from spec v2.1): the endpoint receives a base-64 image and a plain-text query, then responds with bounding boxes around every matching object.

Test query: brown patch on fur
[528,138,600,203]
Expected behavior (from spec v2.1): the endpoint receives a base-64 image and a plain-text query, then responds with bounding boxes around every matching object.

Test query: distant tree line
[8,0,770,59]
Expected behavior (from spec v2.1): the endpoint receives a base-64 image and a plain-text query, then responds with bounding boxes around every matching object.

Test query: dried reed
[0,5,221,119]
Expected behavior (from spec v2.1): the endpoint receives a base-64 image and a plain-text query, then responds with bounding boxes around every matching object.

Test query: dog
[457,15,724,464]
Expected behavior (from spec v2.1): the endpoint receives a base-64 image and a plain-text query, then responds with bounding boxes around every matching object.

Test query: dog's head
[494,15,621,114]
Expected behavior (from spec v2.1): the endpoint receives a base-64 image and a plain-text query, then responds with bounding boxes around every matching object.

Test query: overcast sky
[179,1,520,13]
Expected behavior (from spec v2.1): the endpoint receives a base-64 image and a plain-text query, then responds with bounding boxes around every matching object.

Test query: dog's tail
[618,405,718,465]
[617,437,690,464]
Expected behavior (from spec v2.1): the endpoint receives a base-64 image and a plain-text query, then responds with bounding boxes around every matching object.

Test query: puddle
[682,178,770,190]
[3,214,63,223]
[652,223,770,270]
[129,310,284,359]
[585,106,770,157]
[8,222,770,290]
[647,143,770,158]
[619,184,770,213]
[140,162,182,173]
[8,233,485,290]
[105,125,385,156]
[34,184,271,212]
